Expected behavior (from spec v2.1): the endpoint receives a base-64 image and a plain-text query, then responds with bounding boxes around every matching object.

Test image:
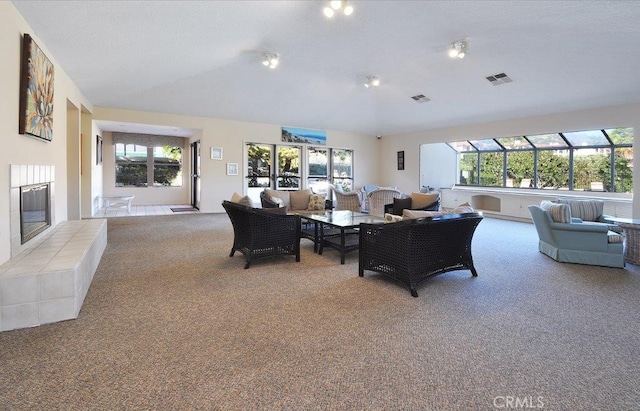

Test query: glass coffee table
[304,211,384,264]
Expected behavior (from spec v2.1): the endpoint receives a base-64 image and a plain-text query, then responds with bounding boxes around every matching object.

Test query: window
[308,147,329,194]
[276,146,301,189]
[448,127,633,193]
[332,149,353,191]
[115,143,148,187]
[153,146,183,187]
[114,134,185,188]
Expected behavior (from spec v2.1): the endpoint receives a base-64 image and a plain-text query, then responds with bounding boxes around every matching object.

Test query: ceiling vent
[486,72,513,85]
[411,94,431,103]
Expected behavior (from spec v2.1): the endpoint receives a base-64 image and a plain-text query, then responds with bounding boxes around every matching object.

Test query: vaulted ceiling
[12,0,640,137]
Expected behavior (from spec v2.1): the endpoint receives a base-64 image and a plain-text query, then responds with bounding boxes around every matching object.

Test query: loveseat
[528,204,624,268]
[359,212,483,297]
[260,188,326,212]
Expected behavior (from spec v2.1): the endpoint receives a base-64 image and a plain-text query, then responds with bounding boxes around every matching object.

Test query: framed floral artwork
[19,34,54,142]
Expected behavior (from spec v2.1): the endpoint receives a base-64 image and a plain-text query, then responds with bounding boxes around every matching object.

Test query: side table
[608,217,640,265]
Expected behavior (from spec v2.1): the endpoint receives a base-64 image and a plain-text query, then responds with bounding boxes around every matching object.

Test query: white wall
[93,107,380,213]
[381,103,640,216]
[419,143,457,192]
[0,2,92,265]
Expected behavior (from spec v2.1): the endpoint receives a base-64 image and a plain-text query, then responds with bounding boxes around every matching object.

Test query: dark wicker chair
[359,212,483,297]
[222,200,301,269]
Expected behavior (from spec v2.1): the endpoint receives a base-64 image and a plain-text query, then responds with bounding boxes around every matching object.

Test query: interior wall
[0,2,92,265]
[380,103,640,216]
[94,107,379,213]
[419,143,457,191]
[66,100,80,220]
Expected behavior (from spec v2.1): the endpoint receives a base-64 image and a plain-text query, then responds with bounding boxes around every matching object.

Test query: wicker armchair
[359,213,483,297]
[329,184,362,212]
[367,188,403,217]
[222,200,301,269]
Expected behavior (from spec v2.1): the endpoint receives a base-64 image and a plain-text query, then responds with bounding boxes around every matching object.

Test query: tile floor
[96,204,200,218]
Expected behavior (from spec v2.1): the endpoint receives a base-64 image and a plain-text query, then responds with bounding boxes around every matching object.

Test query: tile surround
[10,164,56,258]
[2,165,106,332]
[0,219,107,332]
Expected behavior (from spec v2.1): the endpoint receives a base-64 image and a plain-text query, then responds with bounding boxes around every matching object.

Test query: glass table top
[303,210,384,227]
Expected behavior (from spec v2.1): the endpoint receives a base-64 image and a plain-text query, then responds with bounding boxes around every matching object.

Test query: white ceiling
[12,0,640,137]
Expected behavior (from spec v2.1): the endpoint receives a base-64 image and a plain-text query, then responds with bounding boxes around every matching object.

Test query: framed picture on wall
[96,135,103,165]
[397,151,405,170]
[19,34,54,142]
[227,163,238,176]
[211,147,223,160]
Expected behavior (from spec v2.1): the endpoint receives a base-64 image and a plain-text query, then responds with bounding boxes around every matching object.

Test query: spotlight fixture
[364,76,380,88]
[262,52,279,69]
[448,40,468,59]
[323,0,353,18]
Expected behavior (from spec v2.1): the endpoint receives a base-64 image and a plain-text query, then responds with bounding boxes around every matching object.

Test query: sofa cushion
[231,192,254,207]
[556,198,603,222]
[410,192,440,209]
[393,197,412,215]
[540,200,571,223]
[307,194,325,211]
[289,189,313,210]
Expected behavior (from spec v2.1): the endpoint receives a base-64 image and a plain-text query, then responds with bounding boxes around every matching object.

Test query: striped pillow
[540,201,571,223]
[556,199,603,222]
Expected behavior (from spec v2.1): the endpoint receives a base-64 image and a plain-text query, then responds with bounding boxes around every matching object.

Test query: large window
[449,127,633,193]
[114,133,185,188]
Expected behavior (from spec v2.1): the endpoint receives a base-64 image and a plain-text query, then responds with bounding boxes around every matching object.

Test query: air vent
[486,72,513,85]
[410,94,431,103]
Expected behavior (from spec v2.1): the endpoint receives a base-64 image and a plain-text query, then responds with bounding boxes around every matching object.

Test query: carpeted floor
[1,213,639,410]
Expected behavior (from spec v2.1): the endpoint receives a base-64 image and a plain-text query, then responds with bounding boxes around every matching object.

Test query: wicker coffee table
[608,217,640,265]
[305,211,384,264]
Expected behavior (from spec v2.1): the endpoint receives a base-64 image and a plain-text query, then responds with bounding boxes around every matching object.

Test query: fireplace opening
[20,183,51,244]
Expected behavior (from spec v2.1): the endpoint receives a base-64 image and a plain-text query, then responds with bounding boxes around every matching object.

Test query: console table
[101,195,135,214]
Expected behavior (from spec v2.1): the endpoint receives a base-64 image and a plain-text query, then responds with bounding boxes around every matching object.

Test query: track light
[448,40,468,59]
[323,1,353,18]
[262,52,279,69]
[364,76,380,88]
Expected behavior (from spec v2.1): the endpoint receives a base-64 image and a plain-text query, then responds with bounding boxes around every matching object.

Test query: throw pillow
[393,197,412,215]
[410,192,440,210]
[383,213,404,223]
[540,200,571,223]
[307,194,325,211]
[269,195,284,207]
[452,203,475,214]
[264,189,290,208]
[289,189,313,210]
[403,209,443,219]
[231,192,254,207]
